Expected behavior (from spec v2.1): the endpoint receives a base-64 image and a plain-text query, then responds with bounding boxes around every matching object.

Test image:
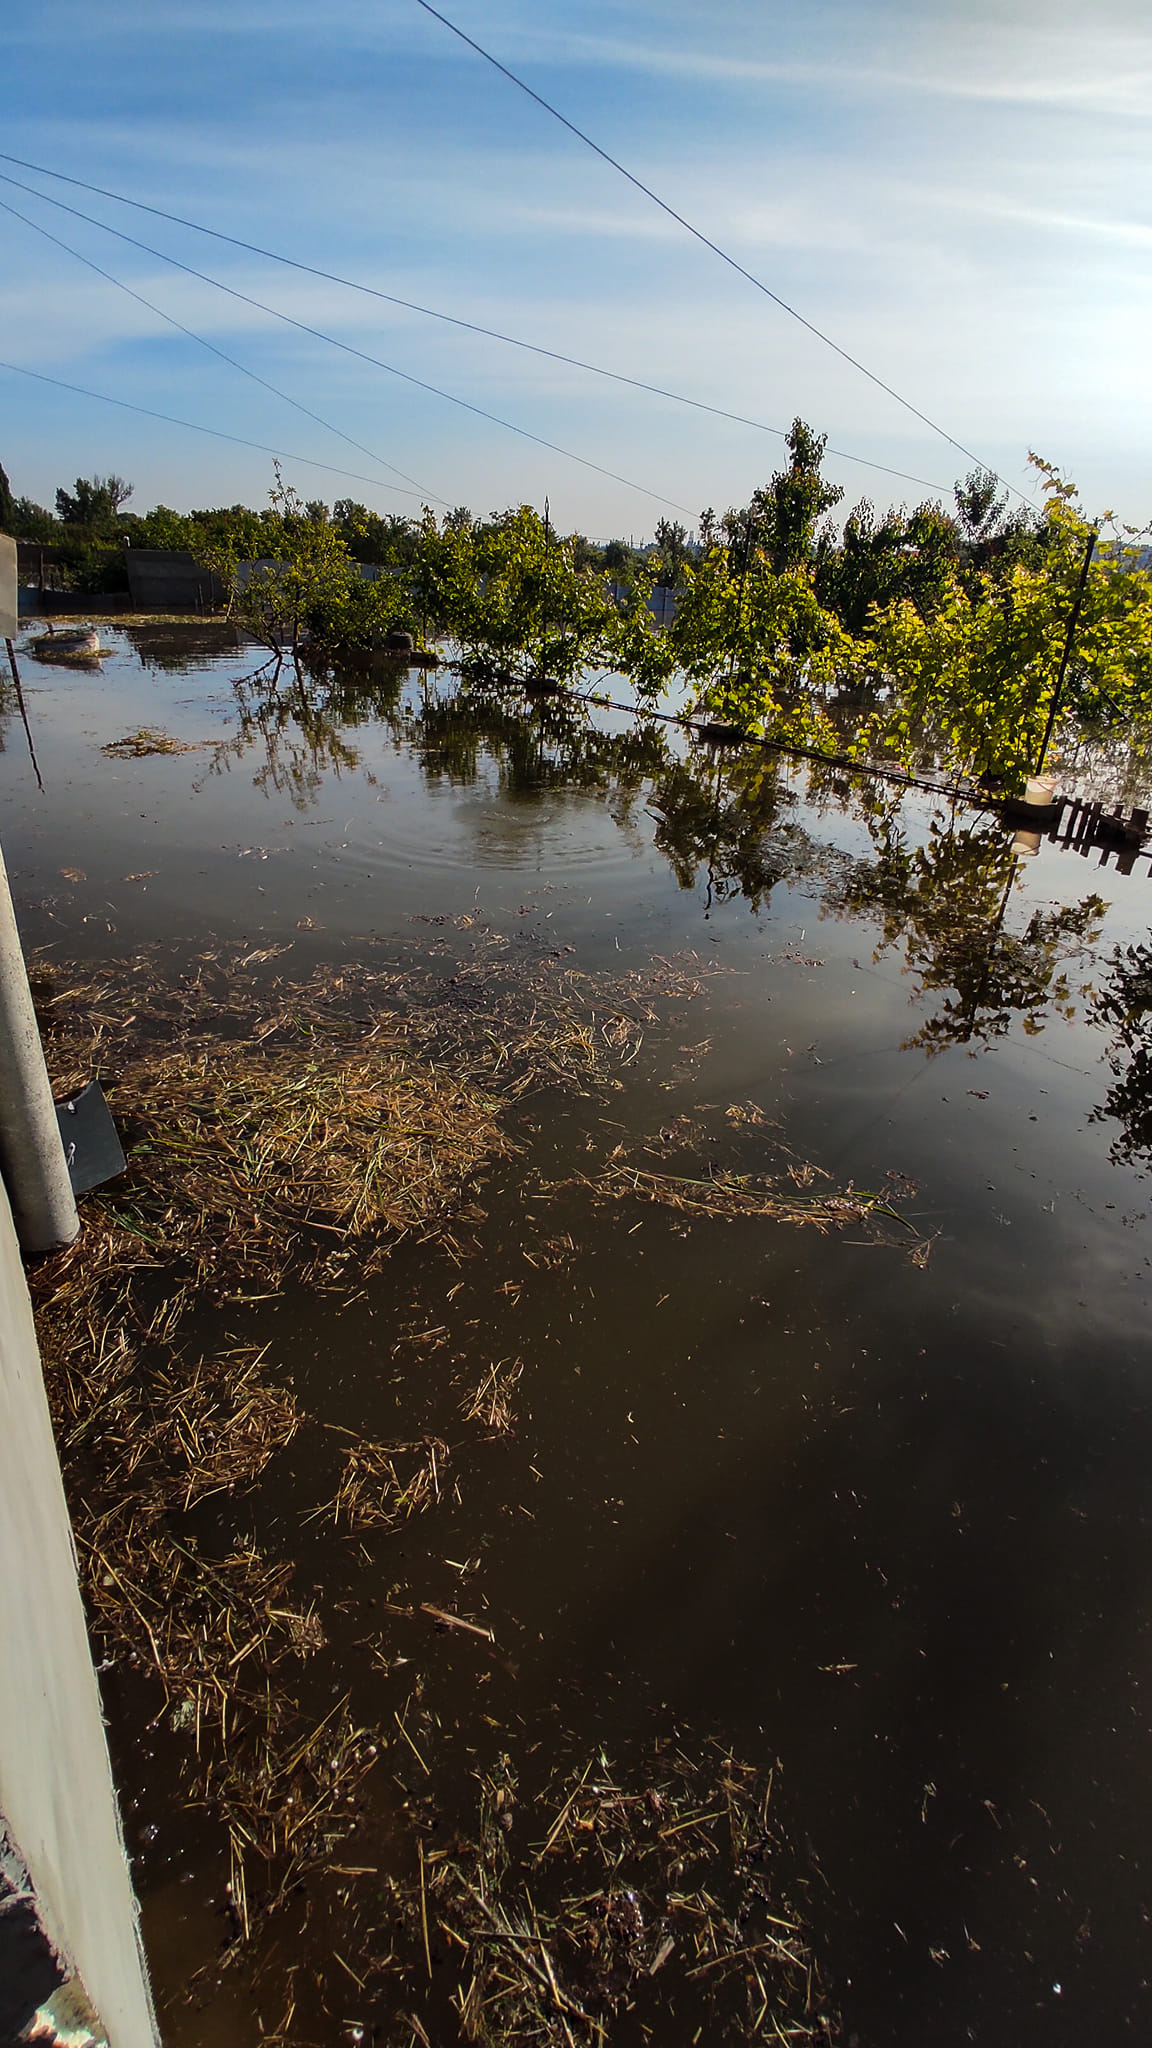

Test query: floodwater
[5,623,1152,2046]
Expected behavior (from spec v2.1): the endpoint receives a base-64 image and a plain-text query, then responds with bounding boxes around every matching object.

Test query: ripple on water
[336,774,653,882]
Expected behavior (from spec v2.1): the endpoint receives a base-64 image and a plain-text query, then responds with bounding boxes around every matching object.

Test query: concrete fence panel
[124,549,224,611]
[1,532,16,639]
[0,1178,158,2045]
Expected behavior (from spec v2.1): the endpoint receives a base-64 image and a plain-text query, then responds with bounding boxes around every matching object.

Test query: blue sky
[2,0,1149,539]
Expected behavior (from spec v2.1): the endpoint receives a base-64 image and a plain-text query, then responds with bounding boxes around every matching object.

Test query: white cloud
[2,0,1148,530]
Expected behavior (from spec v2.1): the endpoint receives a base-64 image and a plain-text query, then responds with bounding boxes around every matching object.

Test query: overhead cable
[411,0,1026,501]
[0,195,440,503]
[0,166,692,518]
[0,153,951,500]
[0,360,434,496]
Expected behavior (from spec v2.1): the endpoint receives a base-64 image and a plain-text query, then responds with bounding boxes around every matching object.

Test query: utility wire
[0,167,691,518]
[0,153,952,500]
[0,195,440,503]
[0,359,435,495]
[412,0,1026,500]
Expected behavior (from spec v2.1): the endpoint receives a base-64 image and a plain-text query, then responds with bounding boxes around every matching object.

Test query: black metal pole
[541,497,549,685]
[5,639,44,793]
[1035,527,1098,776]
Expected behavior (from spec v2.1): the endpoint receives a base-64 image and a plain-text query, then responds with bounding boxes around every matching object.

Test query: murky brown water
[5,624,1152,2046]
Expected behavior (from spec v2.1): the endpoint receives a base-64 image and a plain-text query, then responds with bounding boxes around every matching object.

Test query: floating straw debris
[394,1736,831,2045]
[101,728,202,757]
[21,929,864,2023]
[597,1160,920,1239]
[318,1437,451,1533]
[589,1108,926,1254]
[460,1357,524,1436]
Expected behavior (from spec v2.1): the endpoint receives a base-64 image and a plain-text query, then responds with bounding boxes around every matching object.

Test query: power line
[0,194,440,503]
[0,166,693,519]
[0,359,437,495]
[412,0,1026,501]
[0,152,954,501]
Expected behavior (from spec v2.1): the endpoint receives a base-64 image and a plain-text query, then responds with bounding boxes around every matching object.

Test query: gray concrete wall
[1,532,16,638]
[0,1177,158,2047]
[606,580,677,624]
[124,549,224,610]
[234,558,386,588]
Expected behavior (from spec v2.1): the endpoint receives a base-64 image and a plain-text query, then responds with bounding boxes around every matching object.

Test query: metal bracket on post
[55,1081,126,1197]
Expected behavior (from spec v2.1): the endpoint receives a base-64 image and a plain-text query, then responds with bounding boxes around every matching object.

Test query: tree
[952,466,1047,585]
[331,502,418,567]
[0,468,57,540]
[201,465,357,664]
[410,503,618,685]
[954,468,1009,547]
[651,518,691,588]
[601,538,640,578]
[816,497,959,635]
[55,474,133,531]
[569,534,603,573]
[729,420,844,577]
[665,532,851,738]
[857,458,1152,785]
[9,497,57,539]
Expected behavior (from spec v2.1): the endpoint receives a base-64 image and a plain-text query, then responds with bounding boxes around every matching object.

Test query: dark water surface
[5,626,1152,2046]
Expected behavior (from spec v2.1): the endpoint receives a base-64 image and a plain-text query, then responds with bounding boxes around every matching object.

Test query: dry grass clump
[43,1323,317,1771]
[101,728,201,756]
[30,957,516,1340]
[394,1738,830,2046]
[29,955,510,1706]
[24,947,524,1971]
[28,932,713,1687]
[209,1699,380,1955]
[107,1037,507,1296]
[77,1341,299,1515]
[27,931,854,2019]
[460,1357,523,1436]
[591,1110,925,1255]
[318,1436,451,1532]
[598,1159,917,1238]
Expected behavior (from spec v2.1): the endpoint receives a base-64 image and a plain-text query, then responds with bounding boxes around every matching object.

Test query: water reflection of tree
[413,687,668,813]
[122,622,243,673]
[208,655,396,809]
[1053,722,1152,809]
[1091,944,1152,1166]
[210,664,1108,1051]
[647,750,822,911]
[410,694,831,906]
[214,658,677,833]
[825,815,1106,1052]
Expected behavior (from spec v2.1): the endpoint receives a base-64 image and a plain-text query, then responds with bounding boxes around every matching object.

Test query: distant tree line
[0,430,1070,608]
[4,425,1149,788]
